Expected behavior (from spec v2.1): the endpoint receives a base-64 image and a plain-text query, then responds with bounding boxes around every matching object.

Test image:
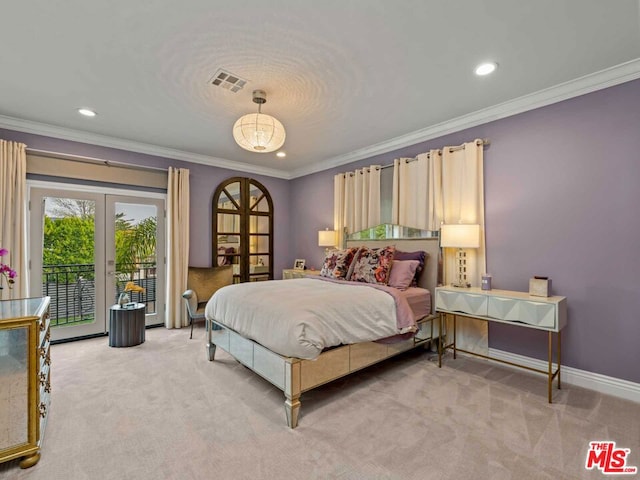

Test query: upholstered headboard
[345,238,440,312]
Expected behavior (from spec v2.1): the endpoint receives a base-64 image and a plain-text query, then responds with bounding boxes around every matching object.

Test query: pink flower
[0,247,16,289]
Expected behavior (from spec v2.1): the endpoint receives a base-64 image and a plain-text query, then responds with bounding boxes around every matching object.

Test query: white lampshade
[233,112,286,153]
[440,224,480,248]
[318,229,336,247]
[233,89,286,153]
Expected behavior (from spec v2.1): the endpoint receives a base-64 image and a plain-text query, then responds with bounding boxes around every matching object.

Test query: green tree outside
[44,212,157,281]
[43,216,95,271]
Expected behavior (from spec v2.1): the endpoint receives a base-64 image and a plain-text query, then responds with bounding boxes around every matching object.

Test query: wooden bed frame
[206,237,440,428]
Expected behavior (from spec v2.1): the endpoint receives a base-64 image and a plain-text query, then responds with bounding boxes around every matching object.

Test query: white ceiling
[1,0,639,179]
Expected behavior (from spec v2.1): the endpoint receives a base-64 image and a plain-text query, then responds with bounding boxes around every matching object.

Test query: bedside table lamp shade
[440,224,480,288]
[318,229,336,253]
[440,224,480,249]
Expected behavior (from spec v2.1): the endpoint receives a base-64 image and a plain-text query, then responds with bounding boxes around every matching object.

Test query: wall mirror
[346,224,438,241]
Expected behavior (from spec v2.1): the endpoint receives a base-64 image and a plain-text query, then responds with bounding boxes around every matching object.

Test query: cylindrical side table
[109,304,146,347]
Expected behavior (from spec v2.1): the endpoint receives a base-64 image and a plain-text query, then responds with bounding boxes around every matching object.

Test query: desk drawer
[488,297,556,329]
[436,290,488,316]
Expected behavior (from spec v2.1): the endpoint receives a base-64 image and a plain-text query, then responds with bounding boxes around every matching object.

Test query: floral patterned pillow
[349,246,396,284]
[320,247,359,279]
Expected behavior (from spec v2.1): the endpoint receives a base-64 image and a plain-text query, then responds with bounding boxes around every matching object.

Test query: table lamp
[318,228,336,253]
[440,224,480,288]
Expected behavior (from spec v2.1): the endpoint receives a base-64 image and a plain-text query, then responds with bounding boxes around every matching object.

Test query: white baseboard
[485,348,640,404]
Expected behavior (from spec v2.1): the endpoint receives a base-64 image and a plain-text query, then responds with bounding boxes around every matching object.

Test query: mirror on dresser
[0,297,51,469]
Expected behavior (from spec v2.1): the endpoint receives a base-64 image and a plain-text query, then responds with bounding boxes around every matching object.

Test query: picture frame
[293,259,306,270]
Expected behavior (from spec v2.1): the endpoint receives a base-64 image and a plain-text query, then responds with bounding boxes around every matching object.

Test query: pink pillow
[388,260,420,290]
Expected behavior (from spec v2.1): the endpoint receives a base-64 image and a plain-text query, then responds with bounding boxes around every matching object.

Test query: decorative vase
[118,293,130,307]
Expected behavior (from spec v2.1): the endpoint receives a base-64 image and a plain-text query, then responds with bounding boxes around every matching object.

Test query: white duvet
[204,278,405,360]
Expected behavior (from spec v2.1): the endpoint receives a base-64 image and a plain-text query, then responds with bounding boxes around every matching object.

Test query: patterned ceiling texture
[1,0,639,178]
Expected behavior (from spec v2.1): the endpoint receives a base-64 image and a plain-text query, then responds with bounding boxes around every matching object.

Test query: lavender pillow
[320,247,358,279]
[349,246,396,284]
[393,250,427,286]
[388,260,420,290]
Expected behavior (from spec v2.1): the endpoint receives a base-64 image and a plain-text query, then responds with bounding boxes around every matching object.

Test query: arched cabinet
[212,177,274,283]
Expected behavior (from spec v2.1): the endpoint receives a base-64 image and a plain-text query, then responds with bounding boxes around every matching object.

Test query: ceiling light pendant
[233,90,285,153]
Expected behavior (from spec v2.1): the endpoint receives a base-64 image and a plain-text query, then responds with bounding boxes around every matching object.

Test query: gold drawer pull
[39,311,50,331]
[39,403,47,418]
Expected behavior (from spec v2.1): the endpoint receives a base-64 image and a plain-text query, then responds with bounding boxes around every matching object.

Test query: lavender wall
[0,129,292,278]
[291,78,640,384]
[3,78,639,382]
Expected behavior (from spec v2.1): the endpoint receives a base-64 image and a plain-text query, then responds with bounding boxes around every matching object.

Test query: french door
[29,184,165,342]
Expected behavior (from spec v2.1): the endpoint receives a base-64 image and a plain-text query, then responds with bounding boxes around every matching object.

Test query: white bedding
[205,278,414,360]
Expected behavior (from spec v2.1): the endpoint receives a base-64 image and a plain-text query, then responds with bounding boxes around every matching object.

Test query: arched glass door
[212,177,273,283]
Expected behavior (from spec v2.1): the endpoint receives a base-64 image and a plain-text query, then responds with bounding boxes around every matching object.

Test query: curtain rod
[26,148,168,173]
[378,138,490,171]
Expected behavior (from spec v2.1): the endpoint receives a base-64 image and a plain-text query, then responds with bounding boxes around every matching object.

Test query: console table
[435,286,567,402]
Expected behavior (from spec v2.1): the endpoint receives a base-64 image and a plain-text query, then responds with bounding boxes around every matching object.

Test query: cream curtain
[392,150,442,230]
[334,174,346,248]
[166,167,190,329]
[334,165,381,247]
[441,141,487,354]
[391,140,487,354]
[441,141,486,286]
[0,140,28,299]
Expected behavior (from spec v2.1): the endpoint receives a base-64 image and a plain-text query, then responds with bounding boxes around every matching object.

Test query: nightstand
[282,269,321,279]
[435,286,567,402]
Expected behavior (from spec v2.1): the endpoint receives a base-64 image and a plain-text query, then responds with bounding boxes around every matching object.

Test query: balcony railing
[42,262,157,327]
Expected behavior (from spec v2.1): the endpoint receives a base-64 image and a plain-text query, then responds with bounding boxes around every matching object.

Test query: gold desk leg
[453,314,457,360]
[558,330,562,390]
[437,313,443,367]
[548,331,553,403]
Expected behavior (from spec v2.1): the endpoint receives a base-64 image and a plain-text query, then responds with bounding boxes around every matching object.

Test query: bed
[204,237,440,428]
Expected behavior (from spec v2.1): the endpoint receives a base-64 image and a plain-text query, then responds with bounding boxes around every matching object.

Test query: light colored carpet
[1,326,638,480]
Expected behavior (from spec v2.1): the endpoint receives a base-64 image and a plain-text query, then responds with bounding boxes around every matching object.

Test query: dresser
[0,297,51,468]
[282,269,321,279]
[435,286,566,402]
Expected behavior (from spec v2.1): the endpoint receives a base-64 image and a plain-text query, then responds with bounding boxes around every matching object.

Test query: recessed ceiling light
[474,62,498,76]
[77,108,97,117]
[276,151,286,158]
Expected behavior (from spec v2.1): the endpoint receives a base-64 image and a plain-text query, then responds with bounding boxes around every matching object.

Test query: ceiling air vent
[209,69,247,93]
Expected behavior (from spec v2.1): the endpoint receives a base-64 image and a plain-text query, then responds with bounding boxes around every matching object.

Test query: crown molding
[0,115,292,180]
[2,58,639,181]
[290,58,640,179]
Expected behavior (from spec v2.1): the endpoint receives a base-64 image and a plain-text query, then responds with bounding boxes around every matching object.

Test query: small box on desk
[529,277,551,297]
